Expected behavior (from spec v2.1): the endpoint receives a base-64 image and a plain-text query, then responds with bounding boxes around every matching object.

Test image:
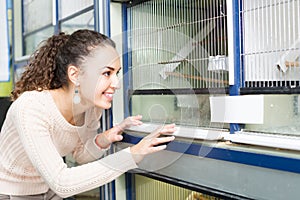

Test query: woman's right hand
[130,124,176,163]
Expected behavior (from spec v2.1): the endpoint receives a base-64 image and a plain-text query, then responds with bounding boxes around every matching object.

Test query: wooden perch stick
[165,72,229,85]
[285,61,300,67]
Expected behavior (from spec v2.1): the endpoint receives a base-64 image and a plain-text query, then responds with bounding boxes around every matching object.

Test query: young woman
[0,29,175,199]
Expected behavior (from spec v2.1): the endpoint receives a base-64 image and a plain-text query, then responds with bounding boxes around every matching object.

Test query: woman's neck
[49,88,85,125]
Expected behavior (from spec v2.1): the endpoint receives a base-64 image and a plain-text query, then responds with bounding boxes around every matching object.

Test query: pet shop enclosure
[120,0,300,199]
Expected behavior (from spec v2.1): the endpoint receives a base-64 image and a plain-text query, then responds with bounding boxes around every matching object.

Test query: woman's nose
[111,74,120,89]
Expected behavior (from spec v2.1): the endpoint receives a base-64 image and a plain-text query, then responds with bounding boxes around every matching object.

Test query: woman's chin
[96,102,112,109]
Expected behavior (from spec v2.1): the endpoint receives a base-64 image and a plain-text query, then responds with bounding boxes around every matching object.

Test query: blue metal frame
[54,0,59,34]
[11,0,14,64]
[122,3,132,119]
[125,172,135,200]
[239,0,245,88]
[104,0,111,38]
[229,0,242,134]
[93,0,98,31]
[94,0,103,34]
[20,0,25,56]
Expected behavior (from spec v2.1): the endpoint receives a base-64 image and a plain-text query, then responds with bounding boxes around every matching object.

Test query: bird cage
[240,0,300,90]
[126,0,229,128]
[128,0,229,91]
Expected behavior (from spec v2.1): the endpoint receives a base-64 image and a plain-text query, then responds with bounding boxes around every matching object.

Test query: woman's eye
[103,71,111,76]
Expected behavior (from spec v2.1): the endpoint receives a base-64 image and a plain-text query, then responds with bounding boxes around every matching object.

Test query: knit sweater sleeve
[72,134,108,164]
[14,93,138,198]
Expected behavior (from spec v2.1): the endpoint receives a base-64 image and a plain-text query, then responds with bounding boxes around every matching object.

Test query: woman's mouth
[103,92,113,101]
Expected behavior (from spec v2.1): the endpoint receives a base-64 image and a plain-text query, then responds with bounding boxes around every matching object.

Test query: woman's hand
[95,115,143,149]
[116,115,143,131]
[130,124,176,163]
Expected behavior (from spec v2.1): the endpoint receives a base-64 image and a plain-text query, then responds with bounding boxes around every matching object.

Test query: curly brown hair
[11,29,116,101]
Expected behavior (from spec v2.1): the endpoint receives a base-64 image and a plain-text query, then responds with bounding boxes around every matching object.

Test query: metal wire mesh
[135,175,222,200]
[241,0,300,88]
[128,0,228,90]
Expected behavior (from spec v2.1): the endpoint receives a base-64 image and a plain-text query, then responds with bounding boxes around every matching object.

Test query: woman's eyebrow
[104,66,115,71]
[104,66,122,72]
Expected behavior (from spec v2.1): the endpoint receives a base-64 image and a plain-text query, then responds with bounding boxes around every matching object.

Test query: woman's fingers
[119,115,143,130]
[142,136,175,155]
[131,115,143,126]
[147,124,176,138]
[132,115,142,120]
[146,125,164,138]
[151,136,175,147]
[159,124,176,135]
[151,144,168,152]
[130,135,175,163]
[146,125,176,149]
[130,123,176,163]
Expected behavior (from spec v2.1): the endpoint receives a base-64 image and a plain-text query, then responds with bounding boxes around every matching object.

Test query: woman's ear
[68,65,79,85]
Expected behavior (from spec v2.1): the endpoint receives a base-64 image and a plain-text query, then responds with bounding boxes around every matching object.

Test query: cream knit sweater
[0,91,137,198]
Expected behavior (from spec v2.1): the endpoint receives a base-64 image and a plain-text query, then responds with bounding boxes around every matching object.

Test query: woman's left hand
[116,115,143,131]
[95,115,143,148]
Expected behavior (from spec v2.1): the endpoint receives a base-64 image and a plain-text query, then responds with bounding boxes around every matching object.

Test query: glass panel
[23,0,52,33]
[60,10,94,33]
[245,94,300,136]
[24,26,54,55]
[131,94,227,129]
[59,0,93,19]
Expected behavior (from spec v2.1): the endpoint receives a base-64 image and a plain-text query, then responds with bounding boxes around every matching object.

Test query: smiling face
[78,45,121,109]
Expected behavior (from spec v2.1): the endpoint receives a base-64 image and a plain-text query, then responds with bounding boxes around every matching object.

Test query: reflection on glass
[23,0,52,33]
[24,27,54,55]
[59,0,93,19]
[61,10,94,33]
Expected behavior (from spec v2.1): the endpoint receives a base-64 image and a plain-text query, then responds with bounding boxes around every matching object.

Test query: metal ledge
[122,130,300,174]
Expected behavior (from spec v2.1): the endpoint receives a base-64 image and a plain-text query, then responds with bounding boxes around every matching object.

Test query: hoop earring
[73,83,81,104]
